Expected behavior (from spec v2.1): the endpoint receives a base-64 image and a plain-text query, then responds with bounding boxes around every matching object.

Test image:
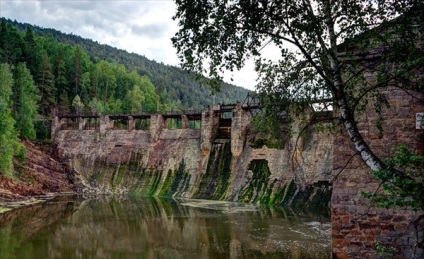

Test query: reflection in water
[0,196,330,258]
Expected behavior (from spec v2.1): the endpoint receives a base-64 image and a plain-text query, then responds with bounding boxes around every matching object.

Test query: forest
[0,18,249,176]
[5,18,249,110]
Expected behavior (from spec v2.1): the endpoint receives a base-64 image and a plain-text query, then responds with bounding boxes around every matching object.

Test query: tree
[173,1,423,206]
[72,95,84,115]
[0,19,24,65]
[38,52,55,116]
[80,71,91,104]
[88,97,105,115]
[73,46,82,97]
[94,61,117,103]
[123,84,145,113]
[23,27,39,76]
[0,64,22,177]
[12,63,40,140]
[113,64,133,100]
[72,46,90,97]
[55,49,70,112]
[138,76,159,112]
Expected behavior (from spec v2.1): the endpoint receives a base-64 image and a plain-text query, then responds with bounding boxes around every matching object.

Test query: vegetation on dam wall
[194,141,232,200]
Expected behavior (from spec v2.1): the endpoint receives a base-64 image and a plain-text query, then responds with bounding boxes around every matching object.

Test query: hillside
[6,18,250,110]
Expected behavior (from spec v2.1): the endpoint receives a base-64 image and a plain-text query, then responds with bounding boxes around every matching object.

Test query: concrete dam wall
[53,103,333,207]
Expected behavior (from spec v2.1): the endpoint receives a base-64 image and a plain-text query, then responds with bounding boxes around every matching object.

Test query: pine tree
[0,20,24,65]
[38,52,55,116]
[80,71,91,105]
[73,46,83,97]
[54,50,70,113]
[23,27,38,76]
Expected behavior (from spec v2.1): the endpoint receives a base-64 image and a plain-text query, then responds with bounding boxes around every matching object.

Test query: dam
[51,86,424,258]
[52,102,333,205]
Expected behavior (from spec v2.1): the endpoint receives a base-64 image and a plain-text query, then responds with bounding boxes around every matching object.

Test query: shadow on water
[0,196,330,258]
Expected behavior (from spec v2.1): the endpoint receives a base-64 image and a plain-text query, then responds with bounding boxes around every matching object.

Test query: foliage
[0,21,24,65]
[362,145,424,210]
[88,97,105,115]
[71,95,84,114]
[38,52,55,116]
[250,112,287,149]
[12,63,40,140]
[0,63,24,177]
[123,85,145,113]
[2,18,249,111]
[374,241,395,257]
[93,60,117,103]
[173,0,424,208]
[33,119,51,140]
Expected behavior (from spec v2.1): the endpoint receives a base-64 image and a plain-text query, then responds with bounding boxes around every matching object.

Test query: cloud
[1,1,175,56]
[132,23,168,39]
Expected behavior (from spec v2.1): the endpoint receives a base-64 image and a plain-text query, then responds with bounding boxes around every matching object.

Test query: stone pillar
[231,103,251,157]
[99,115,111,138]
[201,110,213,155]
[128,116,135,131]
[181,115,189,129]
[150,114,164,142]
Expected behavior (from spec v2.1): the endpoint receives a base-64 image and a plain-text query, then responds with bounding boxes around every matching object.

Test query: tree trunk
[323,0,385,172]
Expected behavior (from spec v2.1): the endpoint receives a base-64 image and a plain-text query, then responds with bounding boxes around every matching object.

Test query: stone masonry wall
[332,87,424,258]
[53,106,333,206]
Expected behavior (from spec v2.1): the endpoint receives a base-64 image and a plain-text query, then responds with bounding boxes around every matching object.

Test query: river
[0,196,330,258]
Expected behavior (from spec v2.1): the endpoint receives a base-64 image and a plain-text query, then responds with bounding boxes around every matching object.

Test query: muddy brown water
[0,196,330,258]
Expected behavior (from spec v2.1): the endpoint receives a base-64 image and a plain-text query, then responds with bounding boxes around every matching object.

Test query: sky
[0,0,267,91]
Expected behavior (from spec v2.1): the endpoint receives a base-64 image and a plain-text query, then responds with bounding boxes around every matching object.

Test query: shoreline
[0,192,75,214]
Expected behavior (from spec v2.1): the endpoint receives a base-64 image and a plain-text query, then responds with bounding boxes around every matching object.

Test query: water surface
[0,196,330,258]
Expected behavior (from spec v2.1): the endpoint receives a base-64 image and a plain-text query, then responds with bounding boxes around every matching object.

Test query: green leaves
[362,145,424,210]
[123,85,145,113]
[13,63,40,140]
[72,95,84,115]
[174,1,423,212]
[0,63,23,177]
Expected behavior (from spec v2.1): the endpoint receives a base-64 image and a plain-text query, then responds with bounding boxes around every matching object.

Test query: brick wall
[332,88,424,258]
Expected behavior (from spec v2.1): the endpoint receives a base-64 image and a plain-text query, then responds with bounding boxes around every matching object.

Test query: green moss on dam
[69,138,331,212]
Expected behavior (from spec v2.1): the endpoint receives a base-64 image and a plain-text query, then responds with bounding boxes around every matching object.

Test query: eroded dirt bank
[0,140,77,207]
